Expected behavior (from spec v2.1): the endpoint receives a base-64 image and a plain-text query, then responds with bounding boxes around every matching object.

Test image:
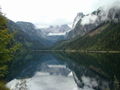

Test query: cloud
[81,14,98,25]
[0,0,120,27]
[78,1,120,26]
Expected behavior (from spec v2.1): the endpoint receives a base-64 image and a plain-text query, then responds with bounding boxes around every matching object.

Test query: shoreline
[32,50,120,53]
[1,50,120,54]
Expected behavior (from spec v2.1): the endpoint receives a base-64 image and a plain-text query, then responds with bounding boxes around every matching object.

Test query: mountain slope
[55,22,120,50]
[55,4,120,51]
[16,21,52,46]
[7,20,48,50]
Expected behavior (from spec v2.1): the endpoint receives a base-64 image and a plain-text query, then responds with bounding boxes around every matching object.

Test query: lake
[6,52,120,90]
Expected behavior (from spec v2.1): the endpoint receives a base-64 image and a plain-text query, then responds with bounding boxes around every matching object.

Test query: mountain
[55,23,120,50]
[16,21,46,38]
[55,4,120,51]
[66,4,120,39]
[7,20,51,50]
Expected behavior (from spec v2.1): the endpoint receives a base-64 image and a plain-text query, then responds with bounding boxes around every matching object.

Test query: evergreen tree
[0,9,20,79]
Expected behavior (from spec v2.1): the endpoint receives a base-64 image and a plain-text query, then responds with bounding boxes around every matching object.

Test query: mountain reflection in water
[6,52,120,90]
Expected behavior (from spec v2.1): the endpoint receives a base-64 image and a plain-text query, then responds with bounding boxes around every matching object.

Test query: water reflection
[6,52,120,90]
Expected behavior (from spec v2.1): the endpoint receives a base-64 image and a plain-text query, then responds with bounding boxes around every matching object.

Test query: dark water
[6,52,120,90]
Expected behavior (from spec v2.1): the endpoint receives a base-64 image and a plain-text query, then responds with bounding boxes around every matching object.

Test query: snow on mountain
[41,24,71,36]
[67,1,120,39]
[81,14,98,25]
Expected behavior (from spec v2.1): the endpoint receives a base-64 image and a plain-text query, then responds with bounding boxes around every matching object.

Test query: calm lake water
[6,52,120,90]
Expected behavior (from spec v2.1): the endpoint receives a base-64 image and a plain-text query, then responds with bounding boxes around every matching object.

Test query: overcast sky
[0,0,119,27]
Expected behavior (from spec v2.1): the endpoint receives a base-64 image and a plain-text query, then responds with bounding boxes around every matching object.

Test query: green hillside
[7,20,47,50]
[55,23,120,51]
